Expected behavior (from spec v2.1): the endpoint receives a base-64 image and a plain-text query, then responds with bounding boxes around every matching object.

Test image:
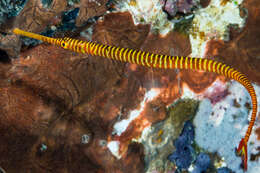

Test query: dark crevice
[0,49,11,64]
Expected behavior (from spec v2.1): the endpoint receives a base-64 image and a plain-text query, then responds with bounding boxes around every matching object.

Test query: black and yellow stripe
[13,28,257,170]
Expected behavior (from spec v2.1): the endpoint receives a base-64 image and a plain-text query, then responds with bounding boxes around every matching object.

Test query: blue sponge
[168,121,195,170]
[217,167,231,173]
[192,153,211,173]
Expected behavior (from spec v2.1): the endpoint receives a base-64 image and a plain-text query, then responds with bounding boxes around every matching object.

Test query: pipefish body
[13,28,257,171]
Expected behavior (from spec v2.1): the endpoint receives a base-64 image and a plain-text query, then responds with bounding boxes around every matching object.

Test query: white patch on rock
[190,0,245,56]
[113,88,160,136]
[118,0,174,35]
[107,141,121,159]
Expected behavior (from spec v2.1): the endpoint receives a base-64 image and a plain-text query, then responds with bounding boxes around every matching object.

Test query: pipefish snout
[13,28,257,171]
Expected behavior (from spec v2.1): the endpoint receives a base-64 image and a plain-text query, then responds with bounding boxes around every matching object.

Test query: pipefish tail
[13,28,257,171]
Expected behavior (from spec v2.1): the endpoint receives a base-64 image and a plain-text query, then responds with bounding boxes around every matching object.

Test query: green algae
[167,99,199,137]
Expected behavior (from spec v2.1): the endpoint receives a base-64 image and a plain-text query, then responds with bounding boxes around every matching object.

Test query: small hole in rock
[0,49,11,64]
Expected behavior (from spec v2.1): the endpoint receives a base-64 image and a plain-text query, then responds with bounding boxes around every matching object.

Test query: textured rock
[76,0,109,26]
[93,12,150,49]
[16,0,67,32]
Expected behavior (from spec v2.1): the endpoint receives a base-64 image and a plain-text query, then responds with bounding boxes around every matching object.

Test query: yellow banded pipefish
[13,28,257,171]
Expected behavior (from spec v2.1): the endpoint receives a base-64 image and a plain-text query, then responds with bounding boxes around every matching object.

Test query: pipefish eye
[61,42,66,47]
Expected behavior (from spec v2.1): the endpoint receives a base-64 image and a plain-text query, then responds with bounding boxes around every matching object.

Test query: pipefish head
[59,38,70,49]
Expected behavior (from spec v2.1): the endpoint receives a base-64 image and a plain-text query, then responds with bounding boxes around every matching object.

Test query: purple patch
[177,0,195,14]
[163,0,197,17]
[164,0,178,16]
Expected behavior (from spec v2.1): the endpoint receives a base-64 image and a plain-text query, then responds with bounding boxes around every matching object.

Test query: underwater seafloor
[0,0,260,173]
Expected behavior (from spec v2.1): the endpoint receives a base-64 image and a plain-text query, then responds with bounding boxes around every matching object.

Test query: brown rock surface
[1,0,260,170]
[205,0,260,84]
[15,0,67,32]
[0,11,149,173]
[76,0,109,26]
